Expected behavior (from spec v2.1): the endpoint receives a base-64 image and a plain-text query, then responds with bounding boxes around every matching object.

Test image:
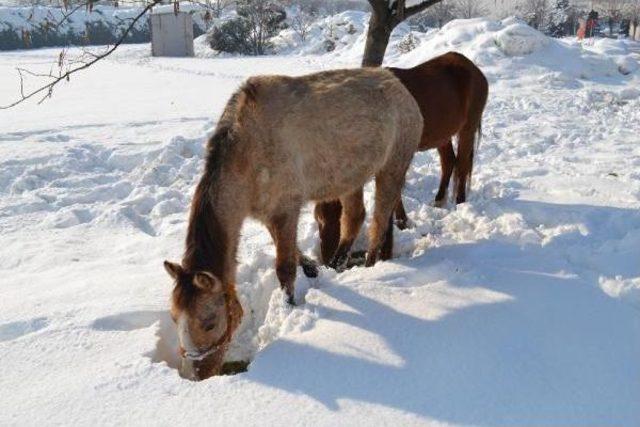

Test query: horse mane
[182,174,226,271]
[182,89,245,277]
[175,165,228,308]
[175,83,254,309]
[174,172,227,310]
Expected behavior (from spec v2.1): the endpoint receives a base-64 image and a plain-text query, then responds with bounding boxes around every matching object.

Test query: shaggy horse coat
[164,67,423,379]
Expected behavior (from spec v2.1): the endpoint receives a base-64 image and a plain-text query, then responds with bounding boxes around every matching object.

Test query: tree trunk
[361,11,393,67]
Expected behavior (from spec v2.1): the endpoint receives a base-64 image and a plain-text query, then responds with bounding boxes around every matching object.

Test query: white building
[150,9,195,57]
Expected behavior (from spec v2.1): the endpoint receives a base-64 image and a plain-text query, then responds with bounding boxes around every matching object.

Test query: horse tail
[469,120,482,194]
[452,118,482,204]
[453,65,488,203]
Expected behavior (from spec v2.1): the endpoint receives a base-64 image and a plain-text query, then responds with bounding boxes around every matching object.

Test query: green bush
[207,18,253,55]
[207,0,286,55]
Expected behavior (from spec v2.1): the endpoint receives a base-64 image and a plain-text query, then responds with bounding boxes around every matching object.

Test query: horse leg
[328,188,365,271]
[454,126,477,204]
[268,209,301,305]
[366,171,405,267]
[298,252,318,278]
[379,214,395,261]
[267,225,317,279]
[314,200,342,265]
[435,140,456,208]
[394,199,409,230]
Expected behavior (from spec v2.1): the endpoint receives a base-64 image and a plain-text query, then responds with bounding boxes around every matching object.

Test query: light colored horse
[164,67,423,380]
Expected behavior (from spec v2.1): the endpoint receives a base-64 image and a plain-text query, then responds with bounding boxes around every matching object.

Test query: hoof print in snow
[0,317,49,342]
[91,310,164,332]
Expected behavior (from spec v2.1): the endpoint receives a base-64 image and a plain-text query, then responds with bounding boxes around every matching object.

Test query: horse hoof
[346,250,366,268]
[364,253,377,268]
[301,260,319,278]
[328,254,349,272]
[287,294,296,306]
[395,219,408,230]
[433,199,446,209]
[302,263,318,278]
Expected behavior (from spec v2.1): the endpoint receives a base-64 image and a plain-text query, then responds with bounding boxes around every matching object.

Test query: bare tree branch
[1,0,162,110]
[52,1,91,31]
[366,0,389,16]
[396,0,406,21]
[385,0,446,26]
[402,0,445,21]
[363,0,444,66]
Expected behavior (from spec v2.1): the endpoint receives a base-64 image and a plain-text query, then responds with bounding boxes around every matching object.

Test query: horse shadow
[247,199,640,426]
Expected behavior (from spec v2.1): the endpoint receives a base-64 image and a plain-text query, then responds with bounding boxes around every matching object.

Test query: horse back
[389,52,488,150]
[235,68,422,204]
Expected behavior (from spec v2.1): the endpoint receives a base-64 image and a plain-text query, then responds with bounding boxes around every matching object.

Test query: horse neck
[182,173,246,283]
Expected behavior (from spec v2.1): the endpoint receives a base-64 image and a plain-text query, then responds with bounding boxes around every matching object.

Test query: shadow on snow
[246,199,640,426]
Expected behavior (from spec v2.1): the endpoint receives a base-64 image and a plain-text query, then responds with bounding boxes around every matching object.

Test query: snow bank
[270,10,415,62]
[494,19,549,56]
[272,11,367,55]
[600,276,640,309]
[390,16,639,89]
[388,17,639,85]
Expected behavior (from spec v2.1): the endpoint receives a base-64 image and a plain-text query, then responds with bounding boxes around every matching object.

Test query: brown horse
[163,67,423,379]
[316,52,489,265]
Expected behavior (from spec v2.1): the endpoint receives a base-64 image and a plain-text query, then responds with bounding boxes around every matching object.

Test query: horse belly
[298,137,388,201]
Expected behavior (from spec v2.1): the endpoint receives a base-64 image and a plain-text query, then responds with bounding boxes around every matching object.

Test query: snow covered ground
[1,18,640,426]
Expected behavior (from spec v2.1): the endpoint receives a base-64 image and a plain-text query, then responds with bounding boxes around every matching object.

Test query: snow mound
[0,136,207,235]
[600,276,640,309]
[194,33,215,58]
[196,12,638,83]
[271,11,368,55]
[494,20,549,56]
[616,56,639,75]
[581,37,640,76]
[227,250,320,363]
[389,18,501,67]
[271,10,415,62]
[392,17,639,85]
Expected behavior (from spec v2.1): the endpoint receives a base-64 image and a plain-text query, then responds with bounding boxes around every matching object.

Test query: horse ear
[164,261,183,280]
[193,271,222,292]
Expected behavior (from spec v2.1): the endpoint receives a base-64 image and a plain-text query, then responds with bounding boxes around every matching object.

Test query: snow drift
[267,12,640,86]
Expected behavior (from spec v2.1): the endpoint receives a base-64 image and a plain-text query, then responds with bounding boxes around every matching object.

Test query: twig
[52,1,91,31]
[1,0,162,109]
[402,0,445,20]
